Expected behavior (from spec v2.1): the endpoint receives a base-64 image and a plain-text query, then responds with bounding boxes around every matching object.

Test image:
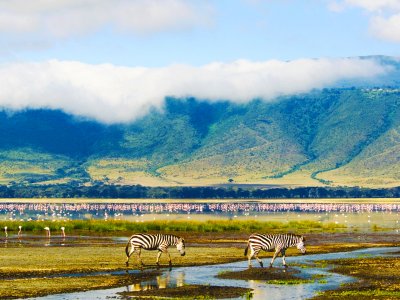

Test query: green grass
[312,256,400,299]
[266,279,314,285]
[0,219,346,234]
[119,284,253,299]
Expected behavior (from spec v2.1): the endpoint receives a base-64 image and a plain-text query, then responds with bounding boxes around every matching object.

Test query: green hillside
[0,86,399,188]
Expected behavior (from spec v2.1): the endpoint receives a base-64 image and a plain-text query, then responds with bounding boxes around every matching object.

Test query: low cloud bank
[0,57,389,123]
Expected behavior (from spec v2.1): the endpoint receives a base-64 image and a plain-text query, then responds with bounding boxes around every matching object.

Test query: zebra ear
[302,236,306,242]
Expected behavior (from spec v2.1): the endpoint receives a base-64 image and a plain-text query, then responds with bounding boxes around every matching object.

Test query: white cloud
[330,0,400,42]
[0,0,212,38]
[339,0,400,12]
[0,58,388,123]
[370,14,400,42]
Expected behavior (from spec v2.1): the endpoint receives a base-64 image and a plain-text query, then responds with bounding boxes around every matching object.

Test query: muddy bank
[0,232,398,299]
[0,271,161,299]
[120,284,253,299]
[312,255,400,299]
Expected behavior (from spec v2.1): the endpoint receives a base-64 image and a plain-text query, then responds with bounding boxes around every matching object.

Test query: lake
[1,198,400,231]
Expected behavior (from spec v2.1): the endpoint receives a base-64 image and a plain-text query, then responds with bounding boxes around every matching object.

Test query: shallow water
[1,200,400,230]
[26,247,400,300]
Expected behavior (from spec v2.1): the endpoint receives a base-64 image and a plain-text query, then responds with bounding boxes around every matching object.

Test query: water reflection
[124,247,399,300]
[127,271,185,292]
[23,247,400,300]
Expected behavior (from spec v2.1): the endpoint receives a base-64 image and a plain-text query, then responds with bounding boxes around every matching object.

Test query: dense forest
[0,183,399,199]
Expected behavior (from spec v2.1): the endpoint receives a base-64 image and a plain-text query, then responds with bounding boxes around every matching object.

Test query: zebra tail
[244,242,249,256]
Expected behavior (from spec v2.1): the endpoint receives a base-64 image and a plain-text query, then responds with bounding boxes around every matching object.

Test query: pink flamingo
[61,227,65,238]
[18,226,22,238]
[4,226,7,238]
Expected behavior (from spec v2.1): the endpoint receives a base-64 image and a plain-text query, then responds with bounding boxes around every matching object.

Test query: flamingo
[18,226,22,237]
[61,227,65,237]
[4,226,7,238]
[44,227,50,238]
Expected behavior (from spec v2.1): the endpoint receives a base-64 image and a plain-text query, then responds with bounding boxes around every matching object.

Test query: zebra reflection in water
[125,233,185,269]
[245,233,306,268]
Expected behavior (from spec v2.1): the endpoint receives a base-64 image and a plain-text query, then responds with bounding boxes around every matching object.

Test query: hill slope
[1,57,399,188]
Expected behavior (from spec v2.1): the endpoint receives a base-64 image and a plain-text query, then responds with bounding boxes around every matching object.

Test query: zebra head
[296,236,306,254]
[176,238,186,256]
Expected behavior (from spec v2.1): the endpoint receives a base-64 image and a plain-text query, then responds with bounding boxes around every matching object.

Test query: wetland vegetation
[0,230,398,299]
[0,219,348,235]
[313,255,400,299]
[0,202,398,299]
[119,284,253,299]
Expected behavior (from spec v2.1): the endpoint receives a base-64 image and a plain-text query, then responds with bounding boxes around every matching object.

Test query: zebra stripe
[125,233,185,268]
[245,233,306,267]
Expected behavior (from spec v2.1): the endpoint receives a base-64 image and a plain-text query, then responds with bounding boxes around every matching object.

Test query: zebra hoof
[259,262,264,268]
[125,262,129,267]
[283,264,288,268]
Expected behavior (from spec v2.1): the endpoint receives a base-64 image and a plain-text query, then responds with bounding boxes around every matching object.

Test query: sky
[0,0,399,123]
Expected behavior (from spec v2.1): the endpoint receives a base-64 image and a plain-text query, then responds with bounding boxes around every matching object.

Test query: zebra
[125,233,185,269]
[244,233,306,268]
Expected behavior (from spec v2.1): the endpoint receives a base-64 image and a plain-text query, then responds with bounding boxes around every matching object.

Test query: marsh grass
[266,279,314,285]
[0,219,347,234]
[312,256,400,299]
[0,245,246,298]
[0,238,397,299]
[217,266,328,286]
[119,284,253,299]
[0,246,246,278]
[0,272,161,299]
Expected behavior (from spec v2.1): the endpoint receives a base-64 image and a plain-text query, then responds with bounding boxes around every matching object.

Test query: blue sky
[0,0,399,123]
[2,0,400,66]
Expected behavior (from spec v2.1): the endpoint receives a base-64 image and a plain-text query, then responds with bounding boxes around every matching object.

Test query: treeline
[0,183,399,199]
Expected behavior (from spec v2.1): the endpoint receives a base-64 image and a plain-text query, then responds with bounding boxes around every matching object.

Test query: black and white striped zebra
[125,233,185,268]
[244,233,306,267]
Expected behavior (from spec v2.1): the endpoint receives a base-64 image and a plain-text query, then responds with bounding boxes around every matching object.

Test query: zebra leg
[270,248,281,267]
[248,246,263,268]
[125,243,136,267]
[166,251,172,267]
[156,250,163,268]
[254,251,264,268]
[136,248,145,268]
[247,244,255,267]
[281,249,287,267]
[165,250,172,270]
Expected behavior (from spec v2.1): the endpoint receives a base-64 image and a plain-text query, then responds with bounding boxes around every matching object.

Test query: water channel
[26,247,399,300]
